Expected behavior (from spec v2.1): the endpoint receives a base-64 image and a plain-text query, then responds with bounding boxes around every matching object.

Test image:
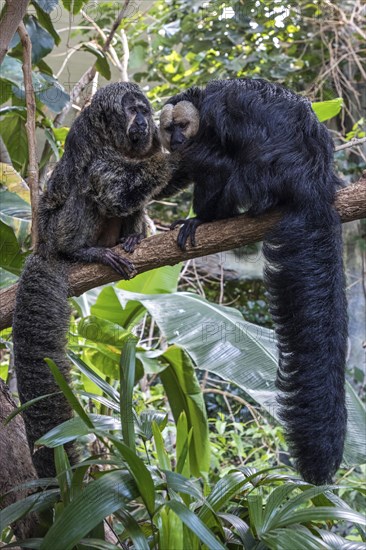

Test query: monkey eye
[164,125,174,133]
[180,122,189,130]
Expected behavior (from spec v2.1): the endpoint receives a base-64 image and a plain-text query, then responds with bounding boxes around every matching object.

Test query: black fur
[13,82,184,478]
[166,78,348,485]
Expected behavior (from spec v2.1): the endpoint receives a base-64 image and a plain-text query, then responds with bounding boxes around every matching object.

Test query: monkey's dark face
[89,84,158,157]
[160,101,200,152]
[124,94,152,144]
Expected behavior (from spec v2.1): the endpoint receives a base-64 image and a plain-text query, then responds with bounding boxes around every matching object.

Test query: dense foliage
[0,0,365,547]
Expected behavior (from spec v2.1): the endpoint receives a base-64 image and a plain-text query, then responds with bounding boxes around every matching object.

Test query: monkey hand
[103,250,136,278]
[170,217,203,251]
[120,233,145,253]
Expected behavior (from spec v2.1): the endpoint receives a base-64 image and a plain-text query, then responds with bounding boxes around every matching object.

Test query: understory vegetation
[0,0,365,548]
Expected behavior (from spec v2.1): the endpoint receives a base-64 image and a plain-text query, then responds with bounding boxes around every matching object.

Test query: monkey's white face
[160,101,200,151]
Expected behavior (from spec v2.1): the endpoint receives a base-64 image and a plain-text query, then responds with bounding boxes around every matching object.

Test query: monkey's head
[89,82,160,157]
[159,101,200,152]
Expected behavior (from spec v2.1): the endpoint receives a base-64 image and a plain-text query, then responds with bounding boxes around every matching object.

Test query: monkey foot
[170,217,203,251]
[120,233,144,253]
[104,250,135,279]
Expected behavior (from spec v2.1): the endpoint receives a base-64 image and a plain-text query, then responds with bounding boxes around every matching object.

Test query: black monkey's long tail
[263,203,348,485]
[13,255,76,478]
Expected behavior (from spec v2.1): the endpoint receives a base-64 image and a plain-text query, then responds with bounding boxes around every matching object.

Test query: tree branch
[0,178,365,331]
[18,21,39,248]
[335,136,366,151]
[0,0,30,65]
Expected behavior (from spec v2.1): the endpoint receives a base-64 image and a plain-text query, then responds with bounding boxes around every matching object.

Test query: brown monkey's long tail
[13,254,76,478]
[263,204,348,485]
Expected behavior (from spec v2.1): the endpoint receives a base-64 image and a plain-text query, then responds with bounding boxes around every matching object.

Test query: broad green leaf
[68,351,120,402]
[33,0,59,13]
[312,98,343,122]
[81,44,111,80]
[78,539,122,549]
[165,471,204,502]
[0,163,30,202]
[40,471,138,550]
[120,337,137,452]
[55,446,72,505]
[25,15,55,64]
[62,0,88,15]
[157,507,184,550]
[160,346,210,476]
[45,358,94,429]
[199,470,248,523]
[0,188,31,246]
[37,73,70,113]
[117,510,150,550]
[38,414,121,447]
[164,500,226,550]
[248,494,264,535]
[262,526,329,549]
[152,421,171,471]
[275,507,366,528]
[78,315,129,346]
[104,434,155,516]
[0,114,28,173]
[0,490,59,529]
[175,412,191,477]
[119,291,366,466]
[32,1,61,45]
[91,265,182,328]
[0,219,25,274]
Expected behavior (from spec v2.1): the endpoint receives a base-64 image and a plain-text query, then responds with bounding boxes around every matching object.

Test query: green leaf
[32,1,61,45]
[40,471,138,550]
[25,15,55,64]
[0,490,59,529]
[248,494,264,535]
[164,500,226,550]
[122,291,366,466]
[152,421,171,470]
[175,412,191,477]
[262,526,329,549]
[78,315,129,346]
[0,114,28,173]
[55,446,72,505]
[117,510,150,550]
[44,358,94,429]
[103,434,155,516]
[160,345,210,476]
[120,337,137,452]
[37,73,70,113]
[33,0,59,13]
[0,188,31,246]
[61,0,88,15]
[38,414,121,447]
[199,470,248,523]
[312,98,343,122]
[0,219,25,274]
[68,351,120,403]
[91,265,182,329]
[81,44,111,80]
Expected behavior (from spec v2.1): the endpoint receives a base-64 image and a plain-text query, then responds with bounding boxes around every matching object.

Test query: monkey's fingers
[170,218,187,230]
[120,233,144,253]
[176,218,202,251]
[104,250,135,279]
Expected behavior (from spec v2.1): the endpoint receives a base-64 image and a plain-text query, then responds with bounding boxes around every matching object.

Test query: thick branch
[0,178,365,331]
[0,0,30,65]
[18,21,39,248]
